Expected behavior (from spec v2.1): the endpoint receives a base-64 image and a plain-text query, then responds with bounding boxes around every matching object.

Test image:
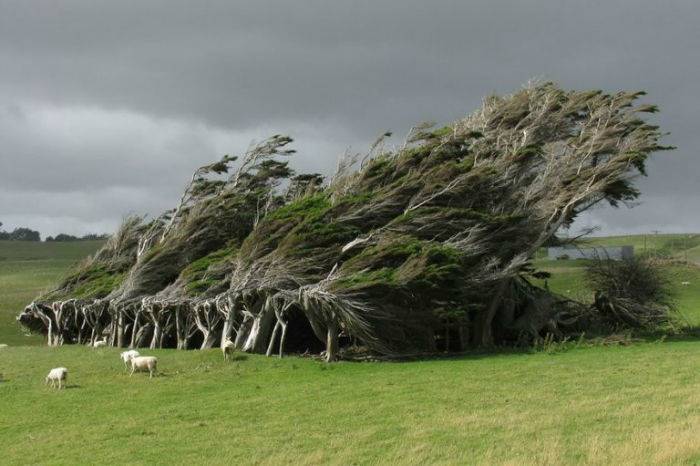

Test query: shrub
[586,256,674,330]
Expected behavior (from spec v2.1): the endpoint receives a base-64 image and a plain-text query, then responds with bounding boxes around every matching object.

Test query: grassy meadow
[0,240,104,345]
[1,236,700,464]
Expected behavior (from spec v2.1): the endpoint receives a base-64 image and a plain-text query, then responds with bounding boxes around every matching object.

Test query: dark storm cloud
[0,0,698,236]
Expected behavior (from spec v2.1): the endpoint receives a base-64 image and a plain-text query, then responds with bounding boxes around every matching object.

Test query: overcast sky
[1,0,698,238]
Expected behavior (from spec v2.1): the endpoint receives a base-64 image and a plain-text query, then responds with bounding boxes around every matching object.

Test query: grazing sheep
[130,356,158,378]
[681,281,691,286]
[93,338,108,348]
[120,350,140,369]
[45,367,68,389]
[222,340,235,360]
[0,344,8,348]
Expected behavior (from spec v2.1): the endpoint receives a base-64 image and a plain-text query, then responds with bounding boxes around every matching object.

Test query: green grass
[2,343,700,464]
[532,261,700,323]
[2,236,700,464]
[582,233,700,263]
[534,234,700,324]
[0,240,104,345]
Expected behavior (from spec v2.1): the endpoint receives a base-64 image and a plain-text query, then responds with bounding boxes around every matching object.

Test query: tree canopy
[19,83,673,359]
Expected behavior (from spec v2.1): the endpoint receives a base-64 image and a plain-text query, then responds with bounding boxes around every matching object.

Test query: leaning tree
[19,82,671,359]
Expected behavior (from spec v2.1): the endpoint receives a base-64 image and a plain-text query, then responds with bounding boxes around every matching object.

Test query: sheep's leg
[130,365,135,377]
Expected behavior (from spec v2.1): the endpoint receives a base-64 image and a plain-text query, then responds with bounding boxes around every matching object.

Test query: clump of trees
[18,83,674,359]
[46,233,110,242]
[0,222,41,241]
[0,221,108,242]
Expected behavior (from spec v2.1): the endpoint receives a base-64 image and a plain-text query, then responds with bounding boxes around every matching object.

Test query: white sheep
[681,281,691,286]
[130,356,158,378]
[93,338,108,348]
[222,340,235,360]
[45,367,68,389]
[0,343,8,349]
[120,350,140,369]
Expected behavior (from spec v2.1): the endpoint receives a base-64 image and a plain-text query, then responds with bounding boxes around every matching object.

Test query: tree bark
[473,280,509,347]
[200,331,216,349]
[266,321,281,357]
[134,323,151,348]
[234,315,252,349]
[150,323,161,350]
[220,306,238,349]
[130,311,141,348]
[278,322,287,358]
[116,311,125,348]
[326,322,339,362]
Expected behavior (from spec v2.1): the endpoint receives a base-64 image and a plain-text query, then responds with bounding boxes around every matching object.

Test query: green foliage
[70,268,125,299]
[336,237,463,295]
[180,243,238,296]
[27,83,674,352]
[266,193,330,222]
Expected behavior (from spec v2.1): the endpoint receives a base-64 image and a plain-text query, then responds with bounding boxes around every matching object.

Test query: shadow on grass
[649,326,700,343]
[227,354,248,362]
[341,327,700,364]
[342,346,534,364]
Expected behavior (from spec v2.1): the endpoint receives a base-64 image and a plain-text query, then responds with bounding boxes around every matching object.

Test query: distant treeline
[0,221,108,242]
[45,233,110,242]
[0,226,41,241]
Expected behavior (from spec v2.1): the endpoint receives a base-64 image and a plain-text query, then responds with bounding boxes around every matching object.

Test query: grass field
[532,259,700,325]
[0,240,104,346]
[1,237,700,464]
[2,341,700,465]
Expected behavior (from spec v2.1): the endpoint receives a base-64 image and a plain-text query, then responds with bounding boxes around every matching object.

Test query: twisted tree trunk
[326,322,339,362]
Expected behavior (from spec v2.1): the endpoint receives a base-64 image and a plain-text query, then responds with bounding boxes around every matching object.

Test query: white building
[547,245,634,261]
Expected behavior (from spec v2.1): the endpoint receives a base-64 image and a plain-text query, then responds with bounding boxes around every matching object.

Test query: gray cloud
[0,0,698,237]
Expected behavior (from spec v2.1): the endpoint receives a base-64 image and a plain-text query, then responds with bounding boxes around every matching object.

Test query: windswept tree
[20,83,672,358]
